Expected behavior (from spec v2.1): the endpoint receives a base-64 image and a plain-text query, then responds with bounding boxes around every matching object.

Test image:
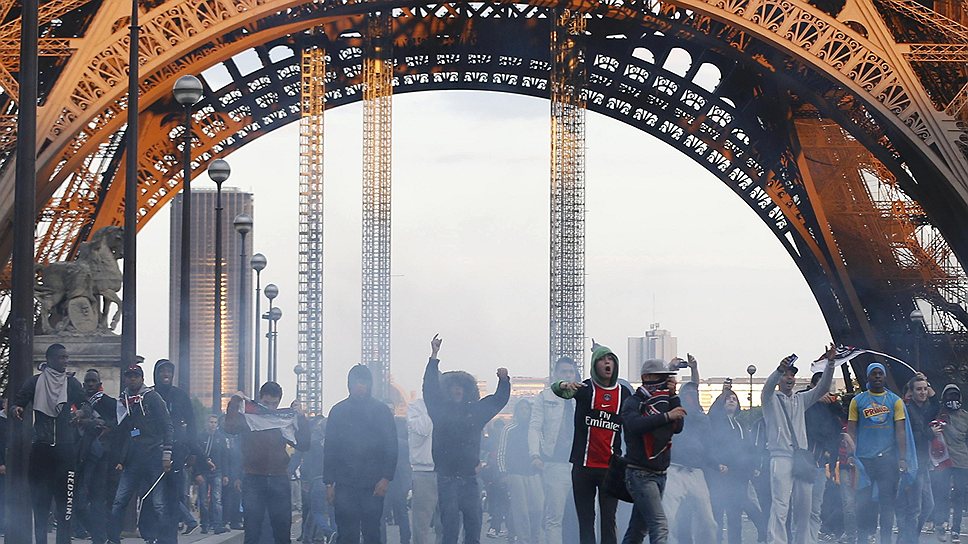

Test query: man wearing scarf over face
[12,343,87,544]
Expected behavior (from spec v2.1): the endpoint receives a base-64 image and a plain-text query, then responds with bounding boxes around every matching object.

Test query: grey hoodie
[761,361,834,456]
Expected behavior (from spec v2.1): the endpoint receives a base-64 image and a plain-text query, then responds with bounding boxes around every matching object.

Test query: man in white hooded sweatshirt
[761,345,837,544]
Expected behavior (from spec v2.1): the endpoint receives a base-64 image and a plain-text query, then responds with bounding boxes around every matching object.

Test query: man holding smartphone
[761,346,837,544]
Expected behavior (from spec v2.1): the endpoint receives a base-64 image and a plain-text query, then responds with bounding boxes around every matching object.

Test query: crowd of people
[9,338,968,544]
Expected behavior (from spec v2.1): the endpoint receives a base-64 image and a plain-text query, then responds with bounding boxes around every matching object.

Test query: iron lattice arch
[2,0,968,387]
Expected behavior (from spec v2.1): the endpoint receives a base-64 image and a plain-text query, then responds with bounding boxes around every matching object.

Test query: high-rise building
[169,188,254,410]
[627,323,678,381]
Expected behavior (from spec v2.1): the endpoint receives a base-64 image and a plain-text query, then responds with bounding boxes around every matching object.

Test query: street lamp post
[264,284,279,381]
[173,74,204,394]
[746,364,757,410]
[251,254,267,395]
[911,308,925,370]
[208,158,231,413]
[9,2,39,542]
[234,215,253,395]
[269,306,283,381]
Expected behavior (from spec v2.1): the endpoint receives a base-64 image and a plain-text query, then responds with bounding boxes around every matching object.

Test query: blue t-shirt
[849,390,905,458]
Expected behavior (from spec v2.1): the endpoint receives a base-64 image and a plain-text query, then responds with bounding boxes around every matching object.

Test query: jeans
[856,454,899,543]
[334,484,385,544]
[508,473,543,544]
[28,443,76,544]
[620,468,667,544]
[897,466,933,543]
[541,462,572,544]
[662,465,717,544]
[109,448,171,544]
[438,474,482,544]
[198,471,223,530]
[243,474,293,544]
[304,479,334,542]
[386,478,412,544]
[767,455,813,544]
[412,472,439,544]
[572,466,617,544]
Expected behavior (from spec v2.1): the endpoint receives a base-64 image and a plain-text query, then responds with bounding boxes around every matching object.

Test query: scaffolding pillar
[362,13,393,401]
[550,9,587,376]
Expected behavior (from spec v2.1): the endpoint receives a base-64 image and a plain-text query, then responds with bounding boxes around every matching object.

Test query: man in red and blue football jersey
[552,344,632,544]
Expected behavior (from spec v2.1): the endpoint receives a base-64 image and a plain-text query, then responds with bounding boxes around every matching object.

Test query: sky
[133,90,832,411]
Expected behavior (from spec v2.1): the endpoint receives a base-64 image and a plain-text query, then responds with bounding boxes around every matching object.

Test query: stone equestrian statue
[35,226,124,334]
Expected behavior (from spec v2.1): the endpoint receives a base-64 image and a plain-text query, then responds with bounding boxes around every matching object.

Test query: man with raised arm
[423,335,511,544]
[761,345,837,544]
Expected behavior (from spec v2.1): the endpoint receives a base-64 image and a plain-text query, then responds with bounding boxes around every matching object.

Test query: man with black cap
[12,343,87,544]
[225,382,310,544]
[108,363,175,544]
[150,358,199,533]
[323,364,398,544]
[761,346,836,544]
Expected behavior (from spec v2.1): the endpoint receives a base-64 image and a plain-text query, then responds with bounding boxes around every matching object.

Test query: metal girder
[361,13,392,401]
[549,8,587,375]
[905,43,968,62]
[874,0,968,43]
[948,80,968,119]
[297,42,326,416]
[10,2,968,378]
[0,0,96,41]
[12,0,968,275]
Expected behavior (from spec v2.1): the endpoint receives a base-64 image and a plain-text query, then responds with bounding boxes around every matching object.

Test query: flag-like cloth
[811,345,915,375]
[240,399,299,443]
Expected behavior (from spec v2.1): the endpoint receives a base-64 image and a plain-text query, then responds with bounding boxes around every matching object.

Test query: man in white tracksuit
[408,399,440,544]
[761,346,836,544]
[529,357,578,544]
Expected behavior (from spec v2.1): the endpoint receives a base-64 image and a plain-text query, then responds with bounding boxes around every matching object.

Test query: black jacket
[153,361,198,460]
[621,386,683,472]
[323,394,397,489]
[116,385,174,464]
[670,404,710,469]
[196,430,229,476]
[423,358,511,476]
[906,398,940,466]
[14,373,86,446]
[804,395,845,466]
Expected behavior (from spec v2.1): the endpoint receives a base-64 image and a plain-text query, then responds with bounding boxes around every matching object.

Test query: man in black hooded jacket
[149,359,199,534]
[324,364,398,544]
[12,343,87,544]
[423,335,511,544]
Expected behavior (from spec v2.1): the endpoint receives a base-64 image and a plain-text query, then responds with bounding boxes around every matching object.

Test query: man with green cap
[552,342,632,544]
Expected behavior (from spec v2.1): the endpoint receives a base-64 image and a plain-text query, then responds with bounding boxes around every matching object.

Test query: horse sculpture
[35,226,125,334]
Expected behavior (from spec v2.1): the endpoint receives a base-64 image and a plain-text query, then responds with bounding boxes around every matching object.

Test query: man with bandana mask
[620,358,684,544]
[12,343,87,544]
[934,384,968,542]
[846,362,914,544]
